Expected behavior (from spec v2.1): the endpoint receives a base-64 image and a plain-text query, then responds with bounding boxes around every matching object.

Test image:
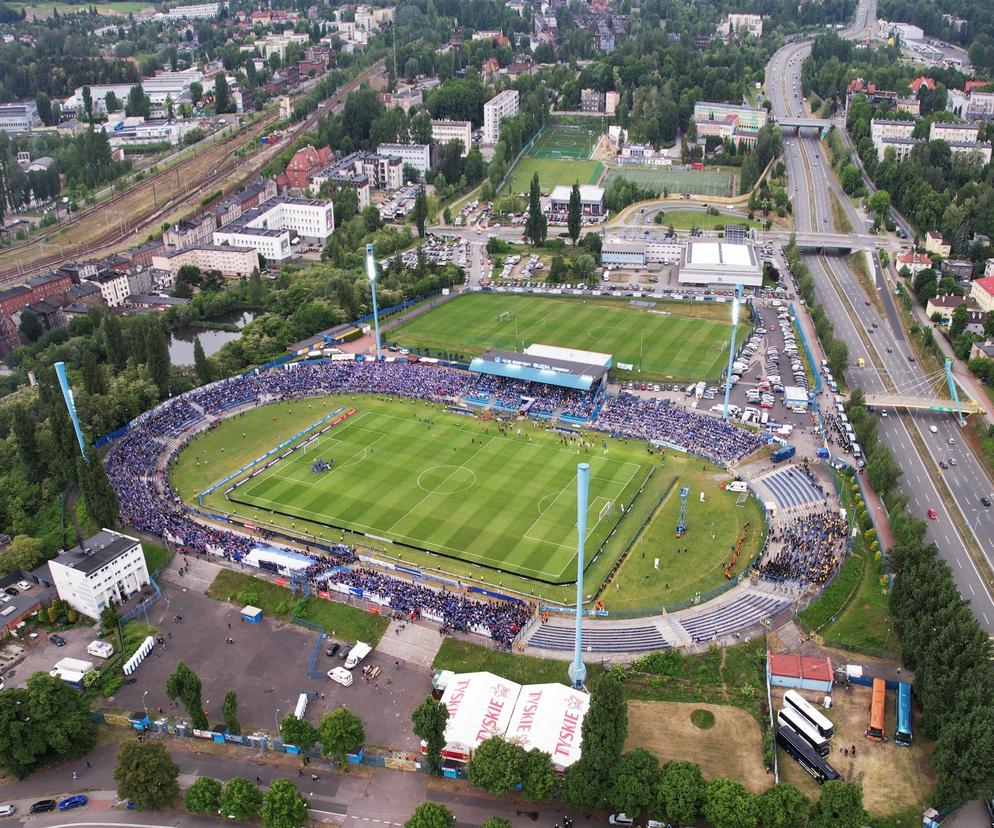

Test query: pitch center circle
[417,466,477,495]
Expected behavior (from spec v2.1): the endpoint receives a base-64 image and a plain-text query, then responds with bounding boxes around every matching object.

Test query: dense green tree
[412,186,428,238]
[412,698,448,775]
[77,445,119,529]
[214,72,232,114]
[280,713,317,750]
[165,662,209,730]
[467,737,524,796]
[702,778,758,828]
[125,83,150,118]
[144,320,171,395]
[567,182,582,245]
[609,749,661,818]
[564,672,627,810]
[756,783,809,828]
[114,741,180,810]
[261,779,310,828]
[81,347,107,396]
[404,801,453,828]
[220,777,263,821]
[480,819,511,828]
[12,404,41,482]
[193,336,214,386]
[317,707,365,765]
[521,748,557,802]
[948,302,969,340]
[524,173,547,247]
[184,776,223,814]
[655,761,704,824]
[18,309,43,343]
[221,690,240,735]
[103,313,128,371]
[809,781,866,828]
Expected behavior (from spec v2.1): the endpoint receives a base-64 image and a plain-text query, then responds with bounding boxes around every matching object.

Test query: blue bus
[895,681,912,746]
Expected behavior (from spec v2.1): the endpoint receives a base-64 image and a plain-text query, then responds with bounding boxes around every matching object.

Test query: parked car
[609,815,668,828]
[325,643,341,657]
[0,804,16,817]
[58,796,88,812]
[50,634,67,647]
[29,801,56,815]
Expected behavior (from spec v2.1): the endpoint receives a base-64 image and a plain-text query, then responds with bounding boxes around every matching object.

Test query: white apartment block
[948,141,993,164]
[258,32,310,60]
[929,121,979,143]
[86,271,131,308]
[870,118,917,159]
[152,245,260,279]
[483,90,519,145]
[48,530,150,619]
[166,2,219,19]
[213,197,334,262]
[719,13,763,38]
[431,120,472,156]
[377,143,432,174]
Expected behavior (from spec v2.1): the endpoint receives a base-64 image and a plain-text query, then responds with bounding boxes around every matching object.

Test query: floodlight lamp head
[732,297,740,325]
[365,243,376,281]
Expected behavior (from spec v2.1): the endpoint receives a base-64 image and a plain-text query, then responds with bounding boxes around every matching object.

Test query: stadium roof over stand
[469,347,611,392]
[437,672,589,769]
[523,343,612,369]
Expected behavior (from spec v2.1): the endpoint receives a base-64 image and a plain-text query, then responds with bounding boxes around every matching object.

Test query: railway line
[0,59,385,284]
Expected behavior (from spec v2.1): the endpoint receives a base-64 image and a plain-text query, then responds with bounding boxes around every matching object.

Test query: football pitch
[606,166,736,198]
[226,406,648,582]
[391,293,733,380]
[503,157,604,196]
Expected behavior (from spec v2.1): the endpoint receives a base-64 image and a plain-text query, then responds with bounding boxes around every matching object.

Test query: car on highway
[949,458,957,466]
[982,496,992,508]
[29,801,56,815]
[50,634,66,647]
[940,461,948,469]
[949,437,956,445]
[930,425,939,434]
[928,508,938,520]
[0,804,15,817]
[58,796,88,811]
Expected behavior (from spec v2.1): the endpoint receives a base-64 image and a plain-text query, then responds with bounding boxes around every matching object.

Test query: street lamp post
[142,690,149,720]
[275,708,281,735]
[722,285,743,421]
[365,243,382,361]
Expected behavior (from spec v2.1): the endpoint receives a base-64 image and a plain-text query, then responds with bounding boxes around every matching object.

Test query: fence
[119,576,162,624]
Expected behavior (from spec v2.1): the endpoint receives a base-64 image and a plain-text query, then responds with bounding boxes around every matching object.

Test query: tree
[214,72,232,114]
[521,748,557,801]
[12,404,41,482]
[81,347,107,396]
[362,204,383,231]
[280,713,318,750]
[125,84,150,118]
[317,707,365,765]
[185,777,223,814]
[467,737,524,796]
[165,662,209,730]
[35,92,53,126]
[0,535,46,577]
[949,302,969,340]
[412,186,428,238]
[221,777,263,821]
[412,697,448,775]
[114,741,180,809]
[77,445,120,529]
[0,672,95,778]
[524,173,547,247]
[261,779,310,828]
[18,309,43,343]
[145,319,171,396]
[573,254,596,284]
[567,182,582,244]
[867,189,891,228]
[480,820,511,828]
[702,778,758,828]
[464,147,486,185]
[809,781,866,828]
[193,336,214,385]
[221,690,241,734]
[82,85,93,122]
[826,338,848,381]
[656,761,704,824]
[103,314,128,371]
[105,91,121,113]
[190,81,203,106]
[404,802,453,828]
[757,783,809,828]
[564,672,628,810]
[609,749,661,818]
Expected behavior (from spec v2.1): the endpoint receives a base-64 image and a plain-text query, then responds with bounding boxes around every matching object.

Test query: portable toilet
[241,605,263,624]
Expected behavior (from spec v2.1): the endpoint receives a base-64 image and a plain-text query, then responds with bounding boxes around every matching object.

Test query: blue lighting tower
[722,284,744,421]
[569,463,590,689]
[365,243,382,361]
[54,361,87,457]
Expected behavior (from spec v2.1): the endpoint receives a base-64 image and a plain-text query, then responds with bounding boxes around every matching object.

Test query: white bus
[784,689,835,739]
[777,708,830,757]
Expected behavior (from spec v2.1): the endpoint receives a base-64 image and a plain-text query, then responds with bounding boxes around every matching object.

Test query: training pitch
[391,293,733,380]
[605,165,736,198]
[224,400,649,583]
[503,157,604,196]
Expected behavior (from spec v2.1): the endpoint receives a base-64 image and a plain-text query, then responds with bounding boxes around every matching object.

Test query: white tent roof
[439,672,522,754]
[524,343,612,368]
[505,683,590,769]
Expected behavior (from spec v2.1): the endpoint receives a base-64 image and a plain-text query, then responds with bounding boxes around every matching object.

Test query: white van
[86,640,114,659]
[328,667,354,686]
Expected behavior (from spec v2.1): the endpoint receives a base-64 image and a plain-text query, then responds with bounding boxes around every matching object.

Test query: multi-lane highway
[767,0,994,630]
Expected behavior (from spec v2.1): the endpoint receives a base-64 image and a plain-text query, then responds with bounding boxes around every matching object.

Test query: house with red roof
[909,76,935,93]
[767,652,833,693]
[897,250,933,275]
[970,276,994,313]
[283,145,334,191]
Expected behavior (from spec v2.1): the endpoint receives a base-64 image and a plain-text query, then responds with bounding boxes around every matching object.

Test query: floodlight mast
[722,284,744,421]
[366,243,382,361]
[569,463,590,688]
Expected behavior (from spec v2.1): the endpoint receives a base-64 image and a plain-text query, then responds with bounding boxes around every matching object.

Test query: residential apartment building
[431,120,472,155]
[49,530,150,620]
[85,270,131,308]
[971,276,994,313]
[163,214,217,250]
[718,13,763,39]
[483,90,519,145]
[0,102,41,134]
[925,231,951,258]
[929,121,979,143]
[213,197,334,262]
[870,118,918,160]
[152,245,261,279]
[376,143,431,175]
[947,141,993,164]
[165,2,219,19]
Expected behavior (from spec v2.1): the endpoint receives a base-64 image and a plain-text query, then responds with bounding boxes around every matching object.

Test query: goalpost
[598,500,615,521]
[499,311,510,321]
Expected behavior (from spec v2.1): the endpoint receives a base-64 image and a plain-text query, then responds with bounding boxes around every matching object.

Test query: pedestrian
[72,770,77,781]
[86,761,91,768]
[395,660,400,670]
[298,769,303,777]
[256,776,262,785]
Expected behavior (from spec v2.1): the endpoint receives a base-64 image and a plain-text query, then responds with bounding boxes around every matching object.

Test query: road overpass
[864,394,984,416]
[773,116,833,136]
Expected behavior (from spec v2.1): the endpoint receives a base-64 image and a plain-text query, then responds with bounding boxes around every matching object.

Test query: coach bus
[867,677,886,741]
[777,708,830,757]
[895,682,912,746]
[784,689,835,740]
[776,726,840,784]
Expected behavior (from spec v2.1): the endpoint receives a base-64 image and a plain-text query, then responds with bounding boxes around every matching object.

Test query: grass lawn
[10,0,151,16]
[650,209,763,232]
[142,541,174,578]
[390,293,733,381]
[433,638,575,685]
[503,156,603,196]
[605,166,736,198]
[207,569,389,644]
[605,474,765,612]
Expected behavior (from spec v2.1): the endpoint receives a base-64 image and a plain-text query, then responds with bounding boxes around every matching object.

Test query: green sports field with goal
[390,293,733,380]
[223,402,649,583]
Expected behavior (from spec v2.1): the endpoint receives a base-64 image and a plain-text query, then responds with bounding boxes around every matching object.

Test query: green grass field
[390,293,732,380]
[652,210,763,231]
[222,402,648,583]
[10,0,151,16]
[606,166,736,198]
[503,157,603,197]
[528,125,599,160]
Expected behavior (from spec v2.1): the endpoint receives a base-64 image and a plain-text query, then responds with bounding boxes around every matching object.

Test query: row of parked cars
[0,795,89,816]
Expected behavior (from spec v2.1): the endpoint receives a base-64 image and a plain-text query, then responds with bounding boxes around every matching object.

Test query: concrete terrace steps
[527,622,672,652]
[676,591,788,643]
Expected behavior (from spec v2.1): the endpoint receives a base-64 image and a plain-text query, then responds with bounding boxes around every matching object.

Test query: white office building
[376,143,432,174]
[678,240,763,287]
[431,120,473,155]
[166,2,219,19]
[48,530,150,620]
[483,89,519,144]
[64,70,204,114]
[213,197,334,262]
[0,102,41,134]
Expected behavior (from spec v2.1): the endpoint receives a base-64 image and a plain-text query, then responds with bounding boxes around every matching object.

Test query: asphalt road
[766,0,994,631]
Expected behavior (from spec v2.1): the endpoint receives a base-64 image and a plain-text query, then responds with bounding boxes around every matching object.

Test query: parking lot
[108,585,429,751]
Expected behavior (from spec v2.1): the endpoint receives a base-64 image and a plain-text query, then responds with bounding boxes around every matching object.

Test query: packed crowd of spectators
[468,375,596,419]
[592,393,763,465]
[758,511,848,585]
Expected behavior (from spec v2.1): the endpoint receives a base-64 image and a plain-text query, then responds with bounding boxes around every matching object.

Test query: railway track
[0,59,385,284]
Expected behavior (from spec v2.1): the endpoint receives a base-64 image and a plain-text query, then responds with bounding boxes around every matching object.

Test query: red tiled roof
[973,276,994,297]
[768,652,833,683]
[909,76,936,92]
